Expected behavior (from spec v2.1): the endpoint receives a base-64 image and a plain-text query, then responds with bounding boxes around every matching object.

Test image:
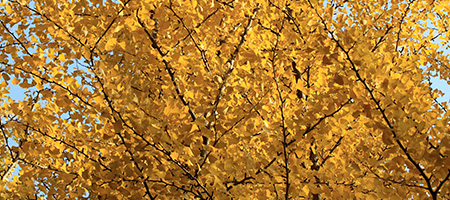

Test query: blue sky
[431,76,450,102]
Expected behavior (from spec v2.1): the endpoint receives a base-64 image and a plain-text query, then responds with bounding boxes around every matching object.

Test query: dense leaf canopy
[1,0,450,199]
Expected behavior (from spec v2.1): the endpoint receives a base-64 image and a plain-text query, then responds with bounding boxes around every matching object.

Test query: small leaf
[2,73,10,81]
[114,121,123,132]
[11,78,20,85]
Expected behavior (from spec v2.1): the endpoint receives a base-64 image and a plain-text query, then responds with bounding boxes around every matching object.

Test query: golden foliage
[0,0,450,199]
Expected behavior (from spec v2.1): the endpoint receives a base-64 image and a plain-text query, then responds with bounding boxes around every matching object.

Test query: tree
[1,0,450,199]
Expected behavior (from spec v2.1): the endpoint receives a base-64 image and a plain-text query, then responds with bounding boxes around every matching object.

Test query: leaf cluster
[0,0,450,199]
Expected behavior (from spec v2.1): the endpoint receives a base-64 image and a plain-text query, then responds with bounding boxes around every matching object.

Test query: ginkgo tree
[1,0,450,199]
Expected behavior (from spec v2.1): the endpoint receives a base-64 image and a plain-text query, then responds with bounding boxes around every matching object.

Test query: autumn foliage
[1,0,450,199]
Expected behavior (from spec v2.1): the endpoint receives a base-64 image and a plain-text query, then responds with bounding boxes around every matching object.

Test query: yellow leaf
[35,83,43,90]
[5,4,12,14]
[241,62,251,72]
[184,146,194,157]
[30,35,38,43]
[105,38,117,51]
[185,90,194,99]
[302,185,310,195]
[59,54,66,62]
[118,41,126,49]
[11,78,20,85]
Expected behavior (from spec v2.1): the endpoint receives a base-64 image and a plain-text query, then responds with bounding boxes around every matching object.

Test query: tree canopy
[1,0,450,199]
